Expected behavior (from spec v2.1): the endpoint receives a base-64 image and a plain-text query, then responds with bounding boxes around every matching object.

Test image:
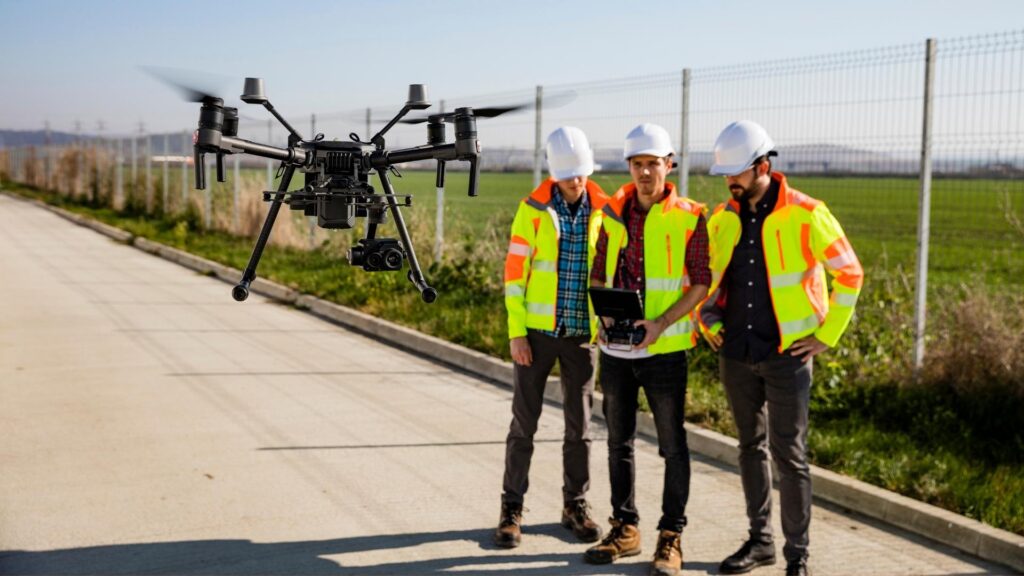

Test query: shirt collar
[552,185,590,212]
[742,179,780,215]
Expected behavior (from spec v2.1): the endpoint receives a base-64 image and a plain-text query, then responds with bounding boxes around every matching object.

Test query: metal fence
[2,29,1022,368]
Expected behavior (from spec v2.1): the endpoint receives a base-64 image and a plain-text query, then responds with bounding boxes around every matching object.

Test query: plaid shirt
[591,195,710,291]
[541,187,591,338]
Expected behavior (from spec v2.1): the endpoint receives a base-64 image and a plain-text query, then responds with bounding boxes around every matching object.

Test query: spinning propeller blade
[397,91,577,125]
[141,66,233,103]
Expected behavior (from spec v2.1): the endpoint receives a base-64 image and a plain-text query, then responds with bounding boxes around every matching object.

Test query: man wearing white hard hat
[584,123,710,576]
[699,120,863,576]
[497,126,609,549]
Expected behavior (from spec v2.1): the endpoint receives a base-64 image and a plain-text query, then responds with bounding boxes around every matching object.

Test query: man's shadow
[0,525,715,575]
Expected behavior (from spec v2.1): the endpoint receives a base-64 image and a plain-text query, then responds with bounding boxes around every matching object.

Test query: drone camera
[348,238,405,272]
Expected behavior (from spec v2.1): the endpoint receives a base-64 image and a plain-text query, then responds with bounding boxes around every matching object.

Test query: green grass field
[371,170,1024,288]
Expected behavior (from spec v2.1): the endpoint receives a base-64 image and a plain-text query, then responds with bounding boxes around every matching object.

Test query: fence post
[144,132,152,212]
[533,85,543,189]
[115,139,124,209]
[679,68,691,197]
[434,99,446,261]
[162,133,169,212]
[130,133,137,202]
[913,38,937,376]
[44,122,51,189]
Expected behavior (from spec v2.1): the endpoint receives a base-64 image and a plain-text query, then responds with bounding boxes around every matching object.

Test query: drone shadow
[0,526,664,575]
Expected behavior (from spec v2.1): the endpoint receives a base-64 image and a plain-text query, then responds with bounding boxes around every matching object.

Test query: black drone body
[189,79,482,304]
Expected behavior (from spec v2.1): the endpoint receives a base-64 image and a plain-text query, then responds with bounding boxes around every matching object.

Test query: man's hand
[702,328,724,352]
[510,336,532,367]
[788,335,829,360]
[633,317,667,349]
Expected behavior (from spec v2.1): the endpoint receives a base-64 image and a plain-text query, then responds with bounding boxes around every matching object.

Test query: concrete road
[0,194,1011,575]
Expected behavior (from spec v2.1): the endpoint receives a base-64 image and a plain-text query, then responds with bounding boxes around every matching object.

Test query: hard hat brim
[708,162,753,177]
[550,161,594,181]
[623,147,675,160]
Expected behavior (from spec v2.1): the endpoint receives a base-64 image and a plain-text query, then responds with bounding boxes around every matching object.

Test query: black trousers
[600,350,691,532]
[720,351,813,562]
[502,330,595,506]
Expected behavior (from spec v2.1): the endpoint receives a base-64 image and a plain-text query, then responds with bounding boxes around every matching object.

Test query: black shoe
[785,557,810,576]
[718,538,776,574]
[493,502,523,548]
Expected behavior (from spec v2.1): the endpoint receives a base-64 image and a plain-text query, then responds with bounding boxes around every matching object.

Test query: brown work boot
[651,530,683,576]
[583,518,641,564]
[493,502,523,548]
[561,500,603,543]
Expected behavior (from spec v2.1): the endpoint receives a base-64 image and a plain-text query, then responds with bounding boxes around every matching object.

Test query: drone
[178,75,529,304]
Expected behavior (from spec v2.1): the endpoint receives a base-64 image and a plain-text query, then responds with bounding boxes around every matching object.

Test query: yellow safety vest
[600,182,704,354]
[505,179,608,338]
[698,171,863,351]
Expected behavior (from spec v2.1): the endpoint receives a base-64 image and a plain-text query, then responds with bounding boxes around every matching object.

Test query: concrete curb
[14,193,1024,574]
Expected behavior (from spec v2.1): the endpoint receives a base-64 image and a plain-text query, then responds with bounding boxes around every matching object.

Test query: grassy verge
[5,181,1022,536]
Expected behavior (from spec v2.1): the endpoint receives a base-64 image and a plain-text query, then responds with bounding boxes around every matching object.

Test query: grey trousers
[502,330,595,506]
[720,351,813,562]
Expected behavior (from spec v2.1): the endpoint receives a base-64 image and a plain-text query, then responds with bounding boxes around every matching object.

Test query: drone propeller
[400,104,526,125]
[141,65,233,103]
[397,90,577,125]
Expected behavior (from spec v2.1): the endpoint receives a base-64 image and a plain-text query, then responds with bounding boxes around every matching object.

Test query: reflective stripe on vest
[532,260,557,273]
[833,291,858,307]
[527,302,555,316]
[647,275,691,292]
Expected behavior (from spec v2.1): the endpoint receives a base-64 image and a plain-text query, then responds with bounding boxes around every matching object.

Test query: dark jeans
[720,351,813,562]
[502,330,595,506]
[600,350,690,532]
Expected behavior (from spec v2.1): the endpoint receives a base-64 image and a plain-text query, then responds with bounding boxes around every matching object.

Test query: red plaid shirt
[591,196,710,291]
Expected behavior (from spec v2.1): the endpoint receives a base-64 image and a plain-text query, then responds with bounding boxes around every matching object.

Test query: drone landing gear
[231,164,438,304]
[232,164,296,302]
[377,170,437,303]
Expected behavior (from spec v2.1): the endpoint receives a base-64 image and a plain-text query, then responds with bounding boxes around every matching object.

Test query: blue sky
[1,0,1022,135]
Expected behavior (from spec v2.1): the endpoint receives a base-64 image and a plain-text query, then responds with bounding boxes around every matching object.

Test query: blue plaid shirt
[541,187,591,338]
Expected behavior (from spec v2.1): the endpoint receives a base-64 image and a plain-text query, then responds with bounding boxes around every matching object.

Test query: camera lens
[366,252,383,270]
[347,246,364,266]
[384,248,403,270]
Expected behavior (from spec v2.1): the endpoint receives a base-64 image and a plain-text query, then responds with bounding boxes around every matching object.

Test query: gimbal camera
[192,78,481,304]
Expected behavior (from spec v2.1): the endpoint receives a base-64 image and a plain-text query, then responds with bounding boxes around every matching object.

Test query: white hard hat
[709,120,776,176]
[623,123,675,159]
[546,126,594,180]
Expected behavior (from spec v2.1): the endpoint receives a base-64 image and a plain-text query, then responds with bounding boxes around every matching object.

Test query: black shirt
[722,180,781,362]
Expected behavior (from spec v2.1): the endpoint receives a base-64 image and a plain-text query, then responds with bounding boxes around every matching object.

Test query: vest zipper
[666,234,673,275]
[776,229,786,270]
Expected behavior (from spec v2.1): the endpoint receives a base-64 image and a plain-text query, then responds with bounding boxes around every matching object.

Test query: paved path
[0,194,1012,575]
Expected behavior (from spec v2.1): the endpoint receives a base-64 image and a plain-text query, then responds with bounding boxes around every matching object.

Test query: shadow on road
[0,527,722,575]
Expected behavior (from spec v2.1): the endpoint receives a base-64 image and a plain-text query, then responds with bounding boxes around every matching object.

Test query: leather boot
[561,500,602,543]
[583,518,641,564]
[493,502,523,548]
[651,530,683,576]
[719,537,776,574]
